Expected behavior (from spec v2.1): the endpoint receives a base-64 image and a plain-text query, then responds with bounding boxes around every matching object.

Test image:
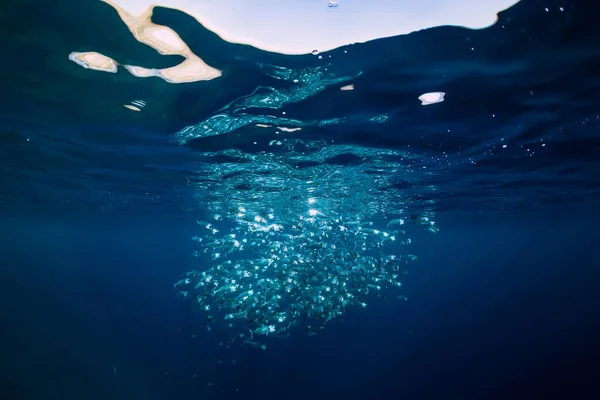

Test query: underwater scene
[1,0,599,399]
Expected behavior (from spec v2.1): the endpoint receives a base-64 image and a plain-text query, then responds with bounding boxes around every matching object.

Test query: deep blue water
[1,0,600,399]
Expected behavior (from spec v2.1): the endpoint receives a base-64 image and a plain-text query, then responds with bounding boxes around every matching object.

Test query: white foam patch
[124,104,142,111]
[419,92,445,105]
[69,0,221,84]
[69,51,118,73]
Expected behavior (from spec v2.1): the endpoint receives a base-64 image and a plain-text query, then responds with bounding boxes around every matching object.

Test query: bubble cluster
[177,212,427,347]
[176,140,438,348]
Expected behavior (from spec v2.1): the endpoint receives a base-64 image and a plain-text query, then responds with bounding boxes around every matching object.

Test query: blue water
[1,0,600,399]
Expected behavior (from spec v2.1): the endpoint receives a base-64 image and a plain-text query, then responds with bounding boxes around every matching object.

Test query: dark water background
[2,214,599,399]
[1,0,600,398]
